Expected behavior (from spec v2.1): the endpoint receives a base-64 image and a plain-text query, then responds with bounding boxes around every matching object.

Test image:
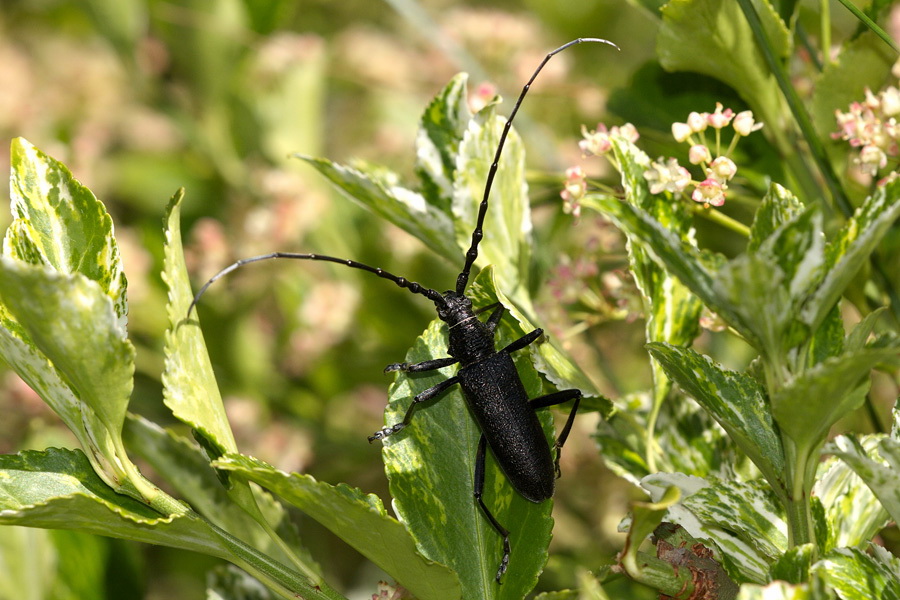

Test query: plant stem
[782,439,817,551]
[690,204,751,237]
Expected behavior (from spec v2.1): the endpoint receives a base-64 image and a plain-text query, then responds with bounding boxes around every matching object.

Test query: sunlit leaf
[214,453,461,600]
[647,343,786,495]
[813,545,900,600]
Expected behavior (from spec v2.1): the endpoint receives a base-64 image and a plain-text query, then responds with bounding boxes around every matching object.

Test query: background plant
[1,1,900,600]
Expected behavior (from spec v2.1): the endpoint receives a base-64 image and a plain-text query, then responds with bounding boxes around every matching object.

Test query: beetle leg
[476,302,504,334]
[500,328,544,354]
[474,434,511,583]
[367,376,460,442]
[384,356,458,373]
[529,389,582,478]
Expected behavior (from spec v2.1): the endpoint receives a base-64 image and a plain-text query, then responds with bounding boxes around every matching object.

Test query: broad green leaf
[621,485,681,578]
[162,190,236,456]
[713,251,790,359]
[595,391,737,485]
[0,527,63,600]
[827,430,900,526]
[207,564,280,600]
[757,203,825,309]
[123,414,312,571]
[748,183,804,252]
[735,581,813,600]
[0,448,219,555]
[814,444,889,550]
[0,448,343,600]
[0,260,135,493]
[646,343,786,496]
[381,303,552,600]
[4,138,127,324]
[581,195,741,343]
[642,473,772,584]
[297,155,459,263]
[658,0,790,126]
[213,453,461,600]
[772,346,900,453]
[608,137,703,416]
[769,544,815,584]
[682,479,788,561]
[452,103,531,303]
[813,546,900,600]
[416,73,472,209]
[468,267,602,405]
[800,177,900,331]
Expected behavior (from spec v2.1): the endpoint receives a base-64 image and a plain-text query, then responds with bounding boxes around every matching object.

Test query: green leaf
[123,414,312,570]
[769,544,815,584]
[297,155,459,263]
[827,430,900,526]
[162,189,237,456]
[800,177,900,331]
[813,546,900,600]
[452,102,531,302]
[658,0,790,126]
[814,443,889,550]
[0,260,135,493]
[4,138,127,323]
[621,485,681,577]
[213,453,461,600]
[642,473,772,584]
[595,391,738,484]
[772,346,900,453]
[416,73,472,210]
[0,448,219,555]
[0,448,344,600]
[735,581,814,600]
[380,299,552,600]
[646,343,786,496]
[682,479,788,561]
[748,183,804,252]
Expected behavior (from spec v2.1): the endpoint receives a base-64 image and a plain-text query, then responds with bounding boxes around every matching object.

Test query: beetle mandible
[188,37,617,582]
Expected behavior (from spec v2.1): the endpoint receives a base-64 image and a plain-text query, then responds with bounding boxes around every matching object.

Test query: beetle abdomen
[458,352,555,503]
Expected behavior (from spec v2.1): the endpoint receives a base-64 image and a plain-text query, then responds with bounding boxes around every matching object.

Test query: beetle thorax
[436,291,495,365]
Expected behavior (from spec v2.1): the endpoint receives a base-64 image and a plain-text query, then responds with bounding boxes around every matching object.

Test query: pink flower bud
[733,111,764,136]
[688,144,711,165]
[707,103,735,129]
[709,156,737,183]
[687,111,708,132]
[692,178,726,206]
[672,122,693,143]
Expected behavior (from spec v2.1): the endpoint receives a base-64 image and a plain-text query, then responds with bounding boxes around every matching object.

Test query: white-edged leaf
[641,473,773,584]
[813,545,900,600]
[214,453,462,600]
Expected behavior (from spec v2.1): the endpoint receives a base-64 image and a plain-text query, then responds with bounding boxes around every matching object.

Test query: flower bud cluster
[833,84,900,180]
[565,103,763,213]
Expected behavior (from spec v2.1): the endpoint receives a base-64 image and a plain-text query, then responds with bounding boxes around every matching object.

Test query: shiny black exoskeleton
[189,38,616,583]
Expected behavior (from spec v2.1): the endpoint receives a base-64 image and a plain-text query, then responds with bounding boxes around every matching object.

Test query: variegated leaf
[813,545,900,600]
[214,453,462,600]
[642,473,772,584]
[452,103,531,304]
[296,156,459,263]
[646,343,786,495]
[814,442,889,550]
[735,581,814,600]
[5,137,127,326]
[416,72,472,209]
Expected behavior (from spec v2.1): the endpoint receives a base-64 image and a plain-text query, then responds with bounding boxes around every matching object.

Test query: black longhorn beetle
[188,37,617,583]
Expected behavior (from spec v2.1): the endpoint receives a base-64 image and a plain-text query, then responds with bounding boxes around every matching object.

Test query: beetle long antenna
[455,37,619,295]
[187,252,444,318]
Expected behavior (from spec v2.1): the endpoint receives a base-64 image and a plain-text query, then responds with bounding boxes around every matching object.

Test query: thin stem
[820,0,833,66]
[690,204,751,237]
[836,0,900,55]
